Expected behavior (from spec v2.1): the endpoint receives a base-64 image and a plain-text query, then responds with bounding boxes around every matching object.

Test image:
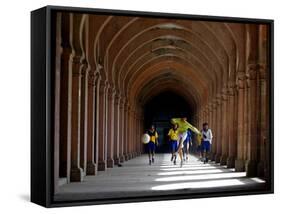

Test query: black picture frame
[31,5,274,208]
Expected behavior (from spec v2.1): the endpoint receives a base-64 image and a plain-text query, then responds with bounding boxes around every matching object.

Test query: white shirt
[202,129,213,144]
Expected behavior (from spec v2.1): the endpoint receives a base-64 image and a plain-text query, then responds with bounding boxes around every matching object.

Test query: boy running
[146,125,159,165]
[168,123,179,165]
[201,122,213,164]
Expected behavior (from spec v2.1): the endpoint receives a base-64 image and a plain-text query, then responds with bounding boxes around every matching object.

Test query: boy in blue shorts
[146,125,159,165]
[168,123,179,165]
[201,122,213,164]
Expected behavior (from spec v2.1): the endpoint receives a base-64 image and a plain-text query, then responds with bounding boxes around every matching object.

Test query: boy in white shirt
[201,122,213,164]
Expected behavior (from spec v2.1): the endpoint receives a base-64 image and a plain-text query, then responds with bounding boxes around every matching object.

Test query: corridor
[52,11,272,199]
[55,154,265,201]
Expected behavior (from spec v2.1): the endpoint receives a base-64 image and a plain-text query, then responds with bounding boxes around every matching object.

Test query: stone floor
[54,153,266,201]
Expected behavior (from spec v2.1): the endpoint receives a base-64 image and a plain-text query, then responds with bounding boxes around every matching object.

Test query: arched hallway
[52,11,271,196]
[54,153,265,201]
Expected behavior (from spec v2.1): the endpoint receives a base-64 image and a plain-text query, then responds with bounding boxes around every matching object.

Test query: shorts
[178,132,187,149]
[170,140,178,153]
[183,138,191,146]
[179,132,188,142]
[201,141,211,152]
[147,141,156,152]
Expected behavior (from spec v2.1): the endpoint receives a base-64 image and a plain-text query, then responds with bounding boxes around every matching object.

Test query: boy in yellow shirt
[168,123,179,165]
[146,125,159,165]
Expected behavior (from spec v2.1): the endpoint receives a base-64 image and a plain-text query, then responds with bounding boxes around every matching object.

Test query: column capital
[236,72,247,90]
[114,91,121,105]
[119,96,126,108]
[247,63,258,80]
[88,72,97,87]
[258,63,267,80]
[215,93,222,105]
[107,86,116,99]
[99,79,109,95]
[221,88,228,101]
[80,60,90,77]
[71,55,83,77]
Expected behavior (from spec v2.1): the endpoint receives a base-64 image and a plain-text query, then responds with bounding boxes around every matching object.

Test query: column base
[107,158,114,168]
[235,159,245,172]
[114,157,120,165]
[119,155,125,163]
[257,161,265,177]
[246,160,258,177]
[98,160,107,171]
[86,162,97,175]
[220,155,227,165]
[70,167,83,182]
[215,154,221,163]
[227,156,235,168]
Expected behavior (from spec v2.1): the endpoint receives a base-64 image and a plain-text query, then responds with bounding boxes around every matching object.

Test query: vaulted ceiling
[86,14,246,114]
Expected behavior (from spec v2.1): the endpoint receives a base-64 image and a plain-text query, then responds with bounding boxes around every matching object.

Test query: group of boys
[146,118,213,166]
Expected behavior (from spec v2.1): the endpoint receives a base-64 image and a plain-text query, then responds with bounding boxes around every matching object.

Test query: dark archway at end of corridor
[143,91,194,153]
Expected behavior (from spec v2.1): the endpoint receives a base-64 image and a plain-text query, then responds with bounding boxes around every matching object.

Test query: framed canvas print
[31,5,274,207]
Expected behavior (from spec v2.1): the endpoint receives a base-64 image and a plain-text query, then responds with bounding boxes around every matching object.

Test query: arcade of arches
[53,12,271,192]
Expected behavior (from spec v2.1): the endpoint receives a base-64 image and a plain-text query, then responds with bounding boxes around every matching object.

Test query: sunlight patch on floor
[250,177,266,183]
[160,165,227,171]
[157,169,227,176]
[151,179,245,190]
[155,172,246,182]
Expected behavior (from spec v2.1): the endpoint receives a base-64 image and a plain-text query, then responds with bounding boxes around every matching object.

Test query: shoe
[152,158,154,163]
[171,156,174,161]
[173,159,176,165]
[149,160,152,165]
[180,161,183,167]
[206,157,208,163]
[183,158,186,162]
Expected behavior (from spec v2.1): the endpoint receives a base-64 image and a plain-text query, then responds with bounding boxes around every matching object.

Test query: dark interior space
[143,91,193,152]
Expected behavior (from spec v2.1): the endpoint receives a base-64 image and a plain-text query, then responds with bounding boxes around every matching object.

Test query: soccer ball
[142,133,150,144]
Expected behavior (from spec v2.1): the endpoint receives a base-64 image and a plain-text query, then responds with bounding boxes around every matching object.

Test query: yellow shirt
[150,132,158,143]
[170,118,201,134]
[168,129,179,141]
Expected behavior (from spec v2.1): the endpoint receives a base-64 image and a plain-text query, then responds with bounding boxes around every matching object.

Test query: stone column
[134,111,139,156]
[235,72,246,171]
[211,100,217,161]
[227,85,237,168]
[119,97,125,162]
[136,113,140,155]
[86,72,98,175]
[79,61,89,175]
[70,54,83,182]
[257,24,269,179]
[107,87,115,168]
[220,89,229,165]
[215,96,222,163]
[94,74,101,171]
[245,64,259,176]
[124,101,129,161]
[98,80,108,171]
[257,67,268,178]
[113,93,121,165]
